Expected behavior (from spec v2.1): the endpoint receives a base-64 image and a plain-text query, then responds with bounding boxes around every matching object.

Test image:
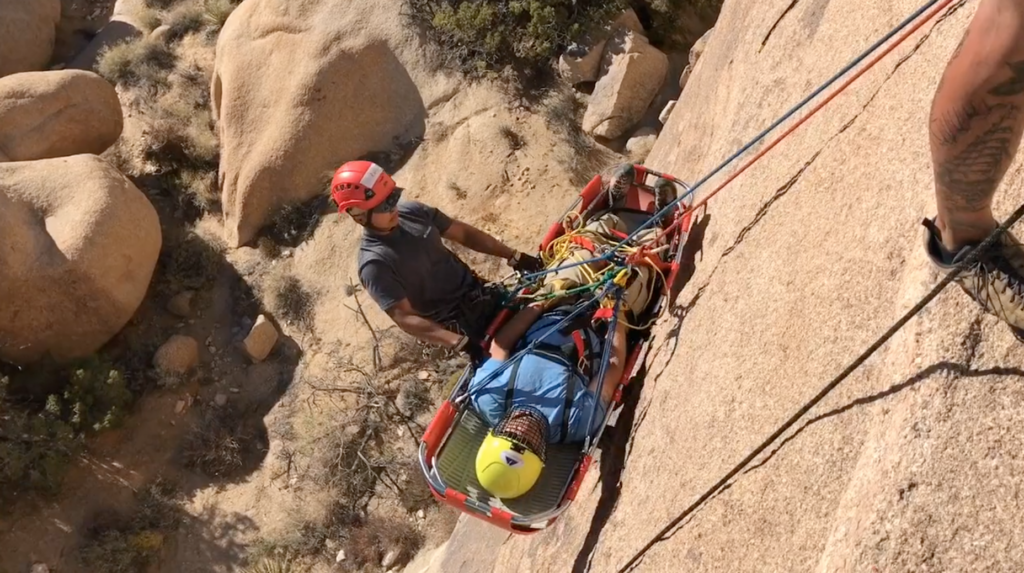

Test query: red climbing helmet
[330,160,398,214]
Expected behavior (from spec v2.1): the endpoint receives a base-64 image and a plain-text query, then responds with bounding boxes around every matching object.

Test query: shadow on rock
[571,358,650,573]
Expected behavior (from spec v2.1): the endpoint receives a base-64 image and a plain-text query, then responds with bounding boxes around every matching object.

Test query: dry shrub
[77,479,182,573]
[311,408,387,512]
[448,180,468,201]
[499,124,526,151]
[244,558,295,573]
[263,194,333,249]
[541,85,620,185]
[204,0,240,30]
[165,4,206,42]
[180,406,255,478]
[156,231,222,296]
[145,0,185,8]
[97,37,177,89]
[268,274,317,332]
[345,515,424,570]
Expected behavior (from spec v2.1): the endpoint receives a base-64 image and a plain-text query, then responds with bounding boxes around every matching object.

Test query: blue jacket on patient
[468,313,607,444]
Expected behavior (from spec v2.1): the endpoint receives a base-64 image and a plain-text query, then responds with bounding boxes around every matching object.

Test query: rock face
[0,70,123,162]
[0,155,161,364]
[0,0,61,78]
[213,0,429,247]
[582,28,668,139]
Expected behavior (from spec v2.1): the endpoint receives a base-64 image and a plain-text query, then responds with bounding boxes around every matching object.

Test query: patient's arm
[490,303,544,362]
[592,320,629,404]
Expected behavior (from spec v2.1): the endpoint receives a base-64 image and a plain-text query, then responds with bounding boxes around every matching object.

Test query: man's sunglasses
[347,190,401,218]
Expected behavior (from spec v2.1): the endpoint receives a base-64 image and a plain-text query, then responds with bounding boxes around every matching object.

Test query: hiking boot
[922,217,1024,340]
[606,164,635,207]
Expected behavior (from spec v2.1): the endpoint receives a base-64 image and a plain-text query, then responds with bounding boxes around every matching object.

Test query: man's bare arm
[592,320,629,404]
[386,299,465,349]
[442,219,517,260]
[490,304,544,362]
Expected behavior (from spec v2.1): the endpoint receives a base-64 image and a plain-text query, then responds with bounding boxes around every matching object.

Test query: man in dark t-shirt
[330,161,543,359]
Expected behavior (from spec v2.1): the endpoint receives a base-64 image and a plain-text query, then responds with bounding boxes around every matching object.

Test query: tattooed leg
[930,0,1024,250]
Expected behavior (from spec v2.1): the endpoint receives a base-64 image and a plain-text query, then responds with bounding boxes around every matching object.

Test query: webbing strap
[503,358,524,411]
[561,369,576,444]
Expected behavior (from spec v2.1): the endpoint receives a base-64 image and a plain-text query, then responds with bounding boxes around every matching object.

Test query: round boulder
[154,335,199,375]
[0,0,61,78]
[0,154,162,364]
[0,70,123,162]
[212,0,427,247]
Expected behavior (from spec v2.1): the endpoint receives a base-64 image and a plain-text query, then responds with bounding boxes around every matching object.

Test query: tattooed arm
[930,0,1024,250]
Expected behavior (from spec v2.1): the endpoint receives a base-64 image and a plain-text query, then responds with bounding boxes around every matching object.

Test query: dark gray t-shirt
[358,201,478,322]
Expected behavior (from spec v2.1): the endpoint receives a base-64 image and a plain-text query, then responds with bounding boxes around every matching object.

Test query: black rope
[615,202,1024,573]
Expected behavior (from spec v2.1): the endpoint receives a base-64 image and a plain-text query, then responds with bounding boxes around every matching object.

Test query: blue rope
[514,0,948,287]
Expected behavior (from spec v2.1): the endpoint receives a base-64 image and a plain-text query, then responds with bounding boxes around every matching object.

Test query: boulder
[582,28,668,139]
[242,314,278,362]
[659,100,677,125]
[625,126,659,162]
[0,0,61,78]
[154,335,199,375]
[0,154,161,364]
[213,0,428,247]
[0,70,123,162]
[557,9,646,85]
[690,26,714,67]
[68,18,143,72]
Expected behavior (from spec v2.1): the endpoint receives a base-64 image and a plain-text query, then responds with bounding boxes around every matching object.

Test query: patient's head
[474,407,548,499]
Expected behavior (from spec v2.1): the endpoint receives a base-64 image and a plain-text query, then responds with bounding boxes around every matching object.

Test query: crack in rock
[760,0,800,52]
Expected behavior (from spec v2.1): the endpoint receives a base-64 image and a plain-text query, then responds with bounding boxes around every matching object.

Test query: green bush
[59,361,133,433]
[407,0,624,80]
[0,377,80,503]
[0,359,132,505]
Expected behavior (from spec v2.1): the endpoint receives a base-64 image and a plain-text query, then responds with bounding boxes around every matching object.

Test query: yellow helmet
[475,408,548,499]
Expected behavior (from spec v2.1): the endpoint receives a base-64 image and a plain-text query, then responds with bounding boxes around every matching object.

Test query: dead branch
[344,279,383,372]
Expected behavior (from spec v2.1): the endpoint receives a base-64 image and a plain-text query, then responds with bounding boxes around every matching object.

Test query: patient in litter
[466,165,677,499]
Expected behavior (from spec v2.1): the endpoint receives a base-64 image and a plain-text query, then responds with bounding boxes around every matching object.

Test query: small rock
[336,549,346,563]
[167,290,194,317]
[625,126,659,162]
[381,549,399,569]
[153,335,199,375]
[679,63,693,90]
[230,387,240,393]
[30,563,49,573]
[214,393,228,407]
[416,509,425,520]
[243,314,278,362]
[659,100,677,125]
[417,370,431,381]
[174,399,186,414]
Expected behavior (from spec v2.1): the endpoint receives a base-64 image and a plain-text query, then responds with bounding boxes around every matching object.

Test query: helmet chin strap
[349,210,396,234]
